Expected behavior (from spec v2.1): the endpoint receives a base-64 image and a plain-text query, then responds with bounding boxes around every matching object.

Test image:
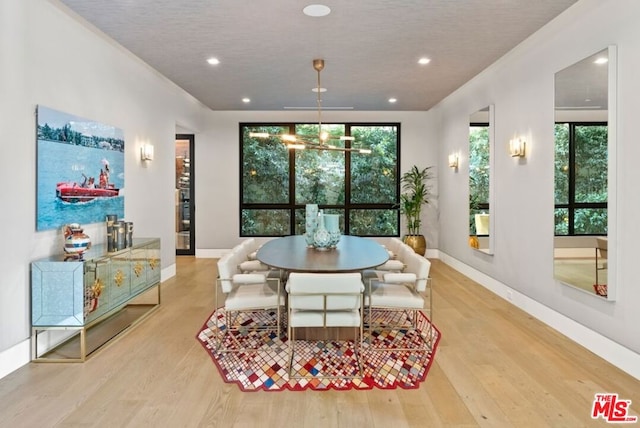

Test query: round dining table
[256,235,389,273]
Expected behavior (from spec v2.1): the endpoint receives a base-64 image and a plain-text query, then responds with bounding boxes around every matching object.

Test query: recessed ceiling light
[594,57,608,64]
[311,87,327,93]
[207,57,220,65]
[418,57,431,65]
[388,98,397,103]
[242,98,251,103]
[303,4,331,17]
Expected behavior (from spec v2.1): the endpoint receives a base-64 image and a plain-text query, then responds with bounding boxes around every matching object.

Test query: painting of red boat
[56,182,119,203]
[37,106,125,230]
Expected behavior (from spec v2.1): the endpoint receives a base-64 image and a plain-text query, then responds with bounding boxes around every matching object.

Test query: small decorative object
[133,261,144,277]
[323,213,341,248]
[116,221,126,250]
[114,269,125,287]
[106,214,117,252]
[469,235,480,249]
[312,212,332,251]
[63,223,91,260]
[305,204,319,247]
[126,222,134,248]
[84,278,104,316]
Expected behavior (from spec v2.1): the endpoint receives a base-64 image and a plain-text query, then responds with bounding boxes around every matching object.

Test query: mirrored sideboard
[31,238,161,362]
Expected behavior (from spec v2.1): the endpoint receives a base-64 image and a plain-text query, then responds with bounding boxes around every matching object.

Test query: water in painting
[36,106,125,231]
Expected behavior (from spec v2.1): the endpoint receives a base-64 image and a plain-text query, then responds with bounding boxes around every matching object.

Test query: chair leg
[275,278,282,338]
[288,325,295,379]
[367,302,373,346]
[357,313,364,377]
[287,301,294,378]
[214,279,223,351]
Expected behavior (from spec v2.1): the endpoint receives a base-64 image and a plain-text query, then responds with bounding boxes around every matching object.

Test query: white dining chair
[215,247,284,352]
[365,252,433,352]
[286,272,364,379]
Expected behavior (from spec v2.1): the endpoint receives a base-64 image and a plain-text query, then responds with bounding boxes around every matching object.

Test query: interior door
[176,134,194,255]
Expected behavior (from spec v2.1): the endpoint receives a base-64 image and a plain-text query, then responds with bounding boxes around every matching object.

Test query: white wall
[433,0,640,369]
[0,0,210,377]
[195,110,439,253]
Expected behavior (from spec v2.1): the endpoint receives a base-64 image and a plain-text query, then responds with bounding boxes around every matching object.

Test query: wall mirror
[553,46,616,300]
[469,104,494,254]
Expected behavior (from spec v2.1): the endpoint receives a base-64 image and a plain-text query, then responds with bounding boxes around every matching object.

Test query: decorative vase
[313,212,331,251]
[105,214,117,252]
[323,213,341,248]
[126,222,134,248]
[63,223,91,259]
[469,235,480,249]
[305,204,319,247]
[403,234,426,256]
[115,221,126,250]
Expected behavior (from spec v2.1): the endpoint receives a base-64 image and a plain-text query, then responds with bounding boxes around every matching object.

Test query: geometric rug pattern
[196,308,441,391]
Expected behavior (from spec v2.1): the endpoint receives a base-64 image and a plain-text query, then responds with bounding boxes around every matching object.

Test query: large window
[554,122,607,235]
[240,123,400,237]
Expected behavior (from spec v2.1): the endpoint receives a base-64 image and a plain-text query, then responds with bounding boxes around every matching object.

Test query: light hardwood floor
[0,257,638,427]
[554,258,604,294]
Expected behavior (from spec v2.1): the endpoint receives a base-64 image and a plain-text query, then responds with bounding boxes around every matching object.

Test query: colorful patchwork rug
[196,308,441,391]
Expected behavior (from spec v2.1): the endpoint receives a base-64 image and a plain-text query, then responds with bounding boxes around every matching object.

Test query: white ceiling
[58,0,578,111]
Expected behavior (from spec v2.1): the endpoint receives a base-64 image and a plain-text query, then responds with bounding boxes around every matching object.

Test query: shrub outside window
[240,123,400,237]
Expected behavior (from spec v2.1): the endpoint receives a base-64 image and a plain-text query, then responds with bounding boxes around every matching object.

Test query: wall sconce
[448,153,459,170]
[141,143,154,161]
[509,138,526,157]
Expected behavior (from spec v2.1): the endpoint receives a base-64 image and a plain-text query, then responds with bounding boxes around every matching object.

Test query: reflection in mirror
[469,105,494,254]
[553,47,615,299]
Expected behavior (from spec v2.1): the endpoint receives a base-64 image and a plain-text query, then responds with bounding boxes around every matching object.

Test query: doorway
[176,134,194,255]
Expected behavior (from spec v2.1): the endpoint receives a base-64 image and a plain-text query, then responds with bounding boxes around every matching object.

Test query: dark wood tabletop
[256,235,389,273]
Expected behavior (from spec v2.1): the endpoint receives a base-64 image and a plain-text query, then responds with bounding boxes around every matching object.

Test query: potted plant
[399,165,433,255]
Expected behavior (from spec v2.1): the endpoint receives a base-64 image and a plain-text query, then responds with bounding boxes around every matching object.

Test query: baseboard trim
[161,264,176,282]
[0,339,30,380]
[436,250,640,381]
[196,248,228,258]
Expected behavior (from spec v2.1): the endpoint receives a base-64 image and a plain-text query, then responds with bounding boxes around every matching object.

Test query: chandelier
[249,59,371,154]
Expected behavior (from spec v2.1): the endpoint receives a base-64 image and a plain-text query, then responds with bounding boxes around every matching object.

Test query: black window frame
[554,121,608,236]
[239,122,401,237]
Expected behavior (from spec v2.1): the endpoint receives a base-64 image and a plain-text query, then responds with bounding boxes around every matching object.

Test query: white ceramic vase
[323,214,341,248]
[313,212,331,250]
